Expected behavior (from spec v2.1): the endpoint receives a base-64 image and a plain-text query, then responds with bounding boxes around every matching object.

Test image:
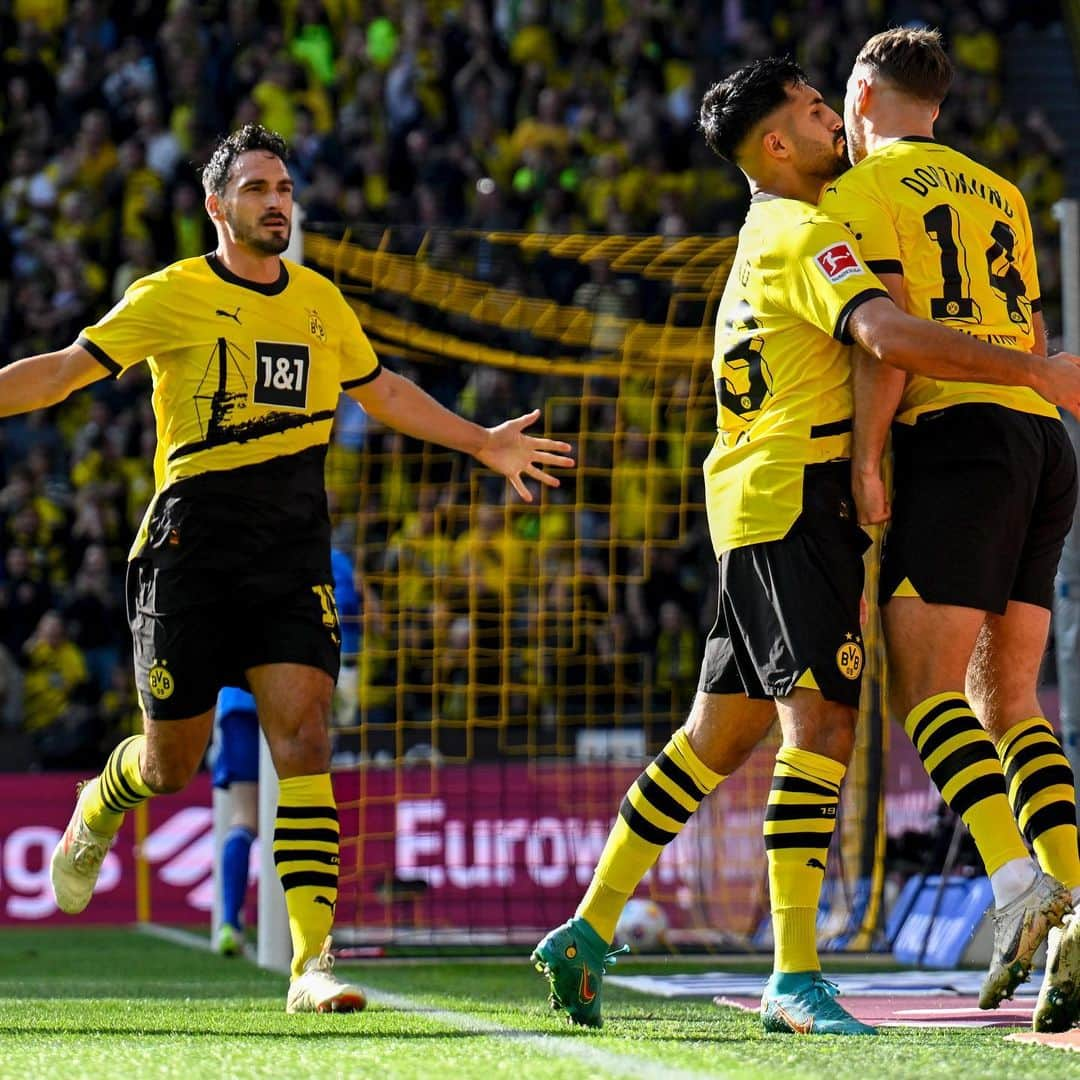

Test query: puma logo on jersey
[216,307,242,323]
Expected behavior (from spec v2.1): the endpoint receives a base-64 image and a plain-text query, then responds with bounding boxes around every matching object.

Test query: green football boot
[531,917,629,1028]
[761,972,877,1036]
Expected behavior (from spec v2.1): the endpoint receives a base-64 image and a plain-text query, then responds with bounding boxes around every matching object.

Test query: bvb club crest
[836,634,863,681]
[307,308,326,343]
[148,660,175,700]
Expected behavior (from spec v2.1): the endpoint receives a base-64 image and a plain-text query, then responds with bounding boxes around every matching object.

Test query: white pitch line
[138,923,215,952]
[363,985,724,1080]
[137,925,726,1079]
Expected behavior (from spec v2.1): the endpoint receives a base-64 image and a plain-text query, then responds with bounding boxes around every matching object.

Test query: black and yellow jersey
[77,254,381,556]
[706,195,888,555]
[819,137,1053,424]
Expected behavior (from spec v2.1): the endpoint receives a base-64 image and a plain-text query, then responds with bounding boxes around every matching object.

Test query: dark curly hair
[699,57,807,164]
[201,124,289,197]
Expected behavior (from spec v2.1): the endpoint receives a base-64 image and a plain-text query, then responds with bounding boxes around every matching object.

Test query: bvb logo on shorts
[148,661,175,700]
[836,635,864,681]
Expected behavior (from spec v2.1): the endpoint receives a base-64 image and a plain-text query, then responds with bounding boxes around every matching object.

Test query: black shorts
[699,461,872,708]
[126,455,341,721]
[881,404,1078,613]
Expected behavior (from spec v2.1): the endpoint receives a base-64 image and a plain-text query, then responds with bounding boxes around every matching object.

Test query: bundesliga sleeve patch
[814,242,863,284]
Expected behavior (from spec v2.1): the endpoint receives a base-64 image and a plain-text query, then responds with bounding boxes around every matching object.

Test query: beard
[225,207,290,254]
[822,136,851,179]
[797,134,850,185]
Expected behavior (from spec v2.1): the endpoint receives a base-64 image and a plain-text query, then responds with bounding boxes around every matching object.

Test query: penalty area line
[363,985,719,1080]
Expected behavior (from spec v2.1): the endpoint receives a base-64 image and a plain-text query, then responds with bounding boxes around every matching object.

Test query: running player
[819,27,1080,1026]
[0,124,573,1014]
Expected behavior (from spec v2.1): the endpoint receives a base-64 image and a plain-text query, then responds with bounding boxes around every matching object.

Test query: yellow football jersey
[78,254,381,555]
[706,195,888,555]
[819,137,1054,424]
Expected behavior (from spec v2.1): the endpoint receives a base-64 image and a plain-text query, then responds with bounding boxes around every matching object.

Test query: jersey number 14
[923,204,1030,331]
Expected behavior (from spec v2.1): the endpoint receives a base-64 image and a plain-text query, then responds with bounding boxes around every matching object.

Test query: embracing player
[819,27,1080,1028]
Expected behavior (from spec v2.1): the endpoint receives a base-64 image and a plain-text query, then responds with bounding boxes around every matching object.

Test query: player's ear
[205,191,224,223]
[761,128,788,162]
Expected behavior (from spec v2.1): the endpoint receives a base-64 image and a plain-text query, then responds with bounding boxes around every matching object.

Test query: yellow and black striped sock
[905,693,1029,875]
[577,728,724,943]
[81,735,154,836]
[274,773,340,979]
[765,746,844,974]
[998,717,1080,891]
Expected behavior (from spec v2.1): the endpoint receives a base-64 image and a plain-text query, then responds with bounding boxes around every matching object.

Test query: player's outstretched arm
[847,298,1080,420]
[0,344,109,419]
[347,367,574,503]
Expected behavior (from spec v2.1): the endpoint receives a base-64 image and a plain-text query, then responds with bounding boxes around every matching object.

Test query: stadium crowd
[0,0,1072,768]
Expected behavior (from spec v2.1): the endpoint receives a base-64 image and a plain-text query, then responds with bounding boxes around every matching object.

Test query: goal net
[305,223,886,952]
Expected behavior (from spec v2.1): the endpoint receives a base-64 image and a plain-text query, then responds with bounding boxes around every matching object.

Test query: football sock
[577,728,724,943]
[81,735,154,836]
[904,693,1029,887]
[765,746,844,974]
[274,773,340,979]
[998,716,1080,891]
[222,825,255,930]
[989,858,1038,907]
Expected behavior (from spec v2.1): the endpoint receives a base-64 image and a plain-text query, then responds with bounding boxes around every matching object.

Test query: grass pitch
[2,928,1079,1079]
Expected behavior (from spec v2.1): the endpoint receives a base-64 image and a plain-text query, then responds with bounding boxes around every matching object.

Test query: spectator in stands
[21,609,94,767]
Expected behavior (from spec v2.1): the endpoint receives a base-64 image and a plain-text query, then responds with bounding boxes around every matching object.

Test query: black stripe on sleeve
[833,288,891,344]
[866,259,903,276]
[76,335,122,377]
[341,361,383,390]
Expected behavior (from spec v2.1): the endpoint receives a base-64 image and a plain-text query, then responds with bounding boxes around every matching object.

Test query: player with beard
[0,124,574,1014]
[532,57,1080,1036]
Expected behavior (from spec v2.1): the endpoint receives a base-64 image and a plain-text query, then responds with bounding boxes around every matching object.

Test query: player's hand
[475,409,575,503]
[853,466,890,526]
[1040,352,1080,421]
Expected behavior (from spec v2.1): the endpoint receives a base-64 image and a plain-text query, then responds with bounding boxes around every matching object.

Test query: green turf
[1,928,1079,1079]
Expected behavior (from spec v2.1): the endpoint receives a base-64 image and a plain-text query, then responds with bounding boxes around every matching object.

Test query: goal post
[223,222,888,966]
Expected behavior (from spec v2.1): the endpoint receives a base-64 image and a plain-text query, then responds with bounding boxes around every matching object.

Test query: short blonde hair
[855,27,953,106]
